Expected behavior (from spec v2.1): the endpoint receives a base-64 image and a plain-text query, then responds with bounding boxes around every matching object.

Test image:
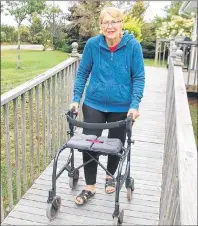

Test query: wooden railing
[154,38,170,67]
[159,47,197,225]
[1,43,81,222]
[175,40,198,92]
[155,38,198,93]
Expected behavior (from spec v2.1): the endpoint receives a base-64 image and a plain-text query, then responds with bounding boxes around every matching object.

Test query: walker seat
[66,133,123,154]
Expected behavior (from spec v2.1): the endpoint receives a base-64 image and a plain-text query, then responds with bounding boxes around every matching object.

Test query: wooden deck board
[2,66,167,225]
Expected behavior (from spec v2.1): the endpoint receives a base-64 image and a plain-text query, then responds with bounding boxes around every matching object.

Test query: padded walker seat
[66,133,123,155]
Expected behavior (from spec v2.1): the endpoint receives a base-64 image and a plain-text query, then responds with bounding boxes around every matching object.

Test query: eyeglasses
[101,20,122,28]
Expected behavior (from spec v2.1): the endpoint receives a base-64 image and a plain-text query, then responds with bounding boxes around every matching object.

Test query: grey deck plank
[2,66,167,225]
[22,191,160,214]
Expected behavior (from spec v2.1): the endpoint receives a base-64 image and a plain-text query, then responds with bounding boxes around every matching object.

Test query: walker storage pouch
[91,136,123,154]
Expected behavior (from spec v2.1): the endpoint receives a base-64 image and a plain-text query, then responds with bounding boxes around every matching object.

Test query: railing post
[1,182,4,222]
[170,45,177,58]
[174,49,183,66]
[170,38,175,48]
[155,39,160,65]
[167,44,177,69]
[70,42,83,120]
[71,42,80,58]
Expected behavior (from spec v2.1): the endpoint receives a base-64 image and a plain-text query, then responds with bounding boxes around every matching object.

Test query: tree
[5,0,45,69]
[29,13,43,44]
[140,22,156,59]
[27,0,46,23]
[1,32,6,43]
[156,15,194,39]
[123,16,143,42]
[39,30,52,51]
[62,1,108,53]
[141,22,156,42]
[66,1,107,37]
[19,25,31,43]
[164,1,183,19]
[42,4,66,50]
[1,2,4,13]
[153,1,187,32]
[124,0,149,23]
[1,24,16,43]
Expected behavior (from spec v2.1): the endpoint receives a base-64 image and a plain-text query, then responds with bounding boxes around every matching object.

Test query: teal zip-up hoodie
[73,31,145,112]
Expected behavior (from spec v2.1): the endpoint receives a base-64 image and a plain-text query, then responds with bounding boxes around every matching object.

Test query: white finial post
[174,49,183,66]
[171,44,177,58]
[71,42,80,57]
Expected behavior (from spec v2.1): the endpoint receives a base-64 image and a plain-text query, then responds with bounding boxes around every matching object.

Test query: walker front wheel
[113,209,124,226]
[46,196,61,220]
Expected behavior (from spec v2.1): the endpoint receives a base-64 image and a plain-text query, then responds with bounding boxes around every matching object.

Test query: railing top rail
[158,38,171,42]
[1,57,78,107]
[175,40,198,46]
[171,55,197,225]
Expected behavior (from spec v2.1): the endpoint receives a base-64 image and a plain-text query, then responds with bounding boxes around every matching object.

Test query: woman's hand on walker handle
[69,102,79,114]
[127,108,139,120]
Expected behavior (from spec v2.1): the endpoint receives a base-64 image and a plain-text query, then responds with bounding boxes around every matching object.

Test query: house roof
[179,1,197,14]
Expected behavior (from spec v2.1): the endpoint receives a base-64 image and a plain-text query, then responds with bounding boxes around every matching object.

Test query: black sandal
[75,190,95,205]
[105,178,116,194]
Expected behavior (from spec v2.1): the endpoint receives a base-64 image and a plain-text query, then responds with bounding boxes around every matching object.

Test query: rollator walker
[46,107,135,226]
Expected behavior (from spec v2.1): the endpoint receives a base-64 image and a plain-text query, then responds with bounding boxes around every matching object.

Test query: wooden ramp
[2,66,167,225]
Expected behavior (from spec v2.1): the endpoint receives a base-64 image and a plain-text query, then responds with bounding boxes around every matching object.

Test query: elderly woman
[70,6,145,205]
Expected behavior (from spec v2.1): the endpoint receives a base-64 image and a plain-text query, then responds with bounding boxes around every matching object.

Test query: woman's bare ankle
[85,185,96,192]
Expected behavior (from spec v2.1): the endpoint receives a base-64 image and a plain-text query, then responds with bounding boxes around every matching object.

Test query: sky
[1,1,171,27]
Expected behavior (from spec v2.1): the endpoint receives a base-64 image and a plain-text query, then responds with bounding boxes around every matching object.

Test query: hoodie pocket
[109,84,131,105]
[86,83,106,103]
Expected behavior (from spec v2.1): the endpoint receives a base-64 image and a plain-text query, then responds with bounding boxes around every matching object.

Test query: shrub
[1,32,6,43]
[1,24,17,43]
[156,15,194,39]
[140,41,156,59]
[123,17,143,42]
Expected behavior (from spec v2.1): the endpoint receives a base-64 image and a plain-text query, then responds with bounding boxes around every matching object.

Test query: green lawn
[144,58,167,67]
[1,50,69,95]
[1,49,165,95]
[189,104,198,146]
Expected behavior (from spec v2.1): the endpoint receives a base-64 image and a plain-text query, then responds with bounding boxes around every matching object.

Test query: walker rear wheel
[127,188,132,201]
[69,169,79,189]
[126,178,134,201]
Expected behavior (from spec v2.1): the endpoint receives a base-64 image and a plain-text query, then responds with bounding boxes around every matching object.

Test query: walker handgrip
[66,114,127,129]
[67,106,78,118]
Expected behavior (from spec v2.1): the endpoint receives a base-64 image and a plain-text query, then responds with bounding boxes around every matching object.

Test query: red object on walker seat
[87,139,103,143]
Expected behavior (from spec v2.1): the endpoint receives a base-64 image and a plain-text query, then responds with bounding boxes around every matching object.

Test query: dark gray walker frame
[46,107,135,224]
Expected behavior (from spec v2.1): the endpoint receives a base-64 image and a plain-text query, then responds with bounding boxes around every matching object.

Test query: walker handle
[66,110,133,130]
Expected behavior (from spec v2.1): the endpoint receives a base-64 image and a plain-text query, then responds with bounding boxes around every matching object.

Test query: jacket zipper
[106,52,114,112]
[111,52,113,60]
[98,42,126,112]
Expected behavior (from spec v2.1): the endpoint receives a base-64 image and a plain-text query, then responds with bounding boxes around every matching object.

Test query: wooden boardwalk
[2,66,167,225]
